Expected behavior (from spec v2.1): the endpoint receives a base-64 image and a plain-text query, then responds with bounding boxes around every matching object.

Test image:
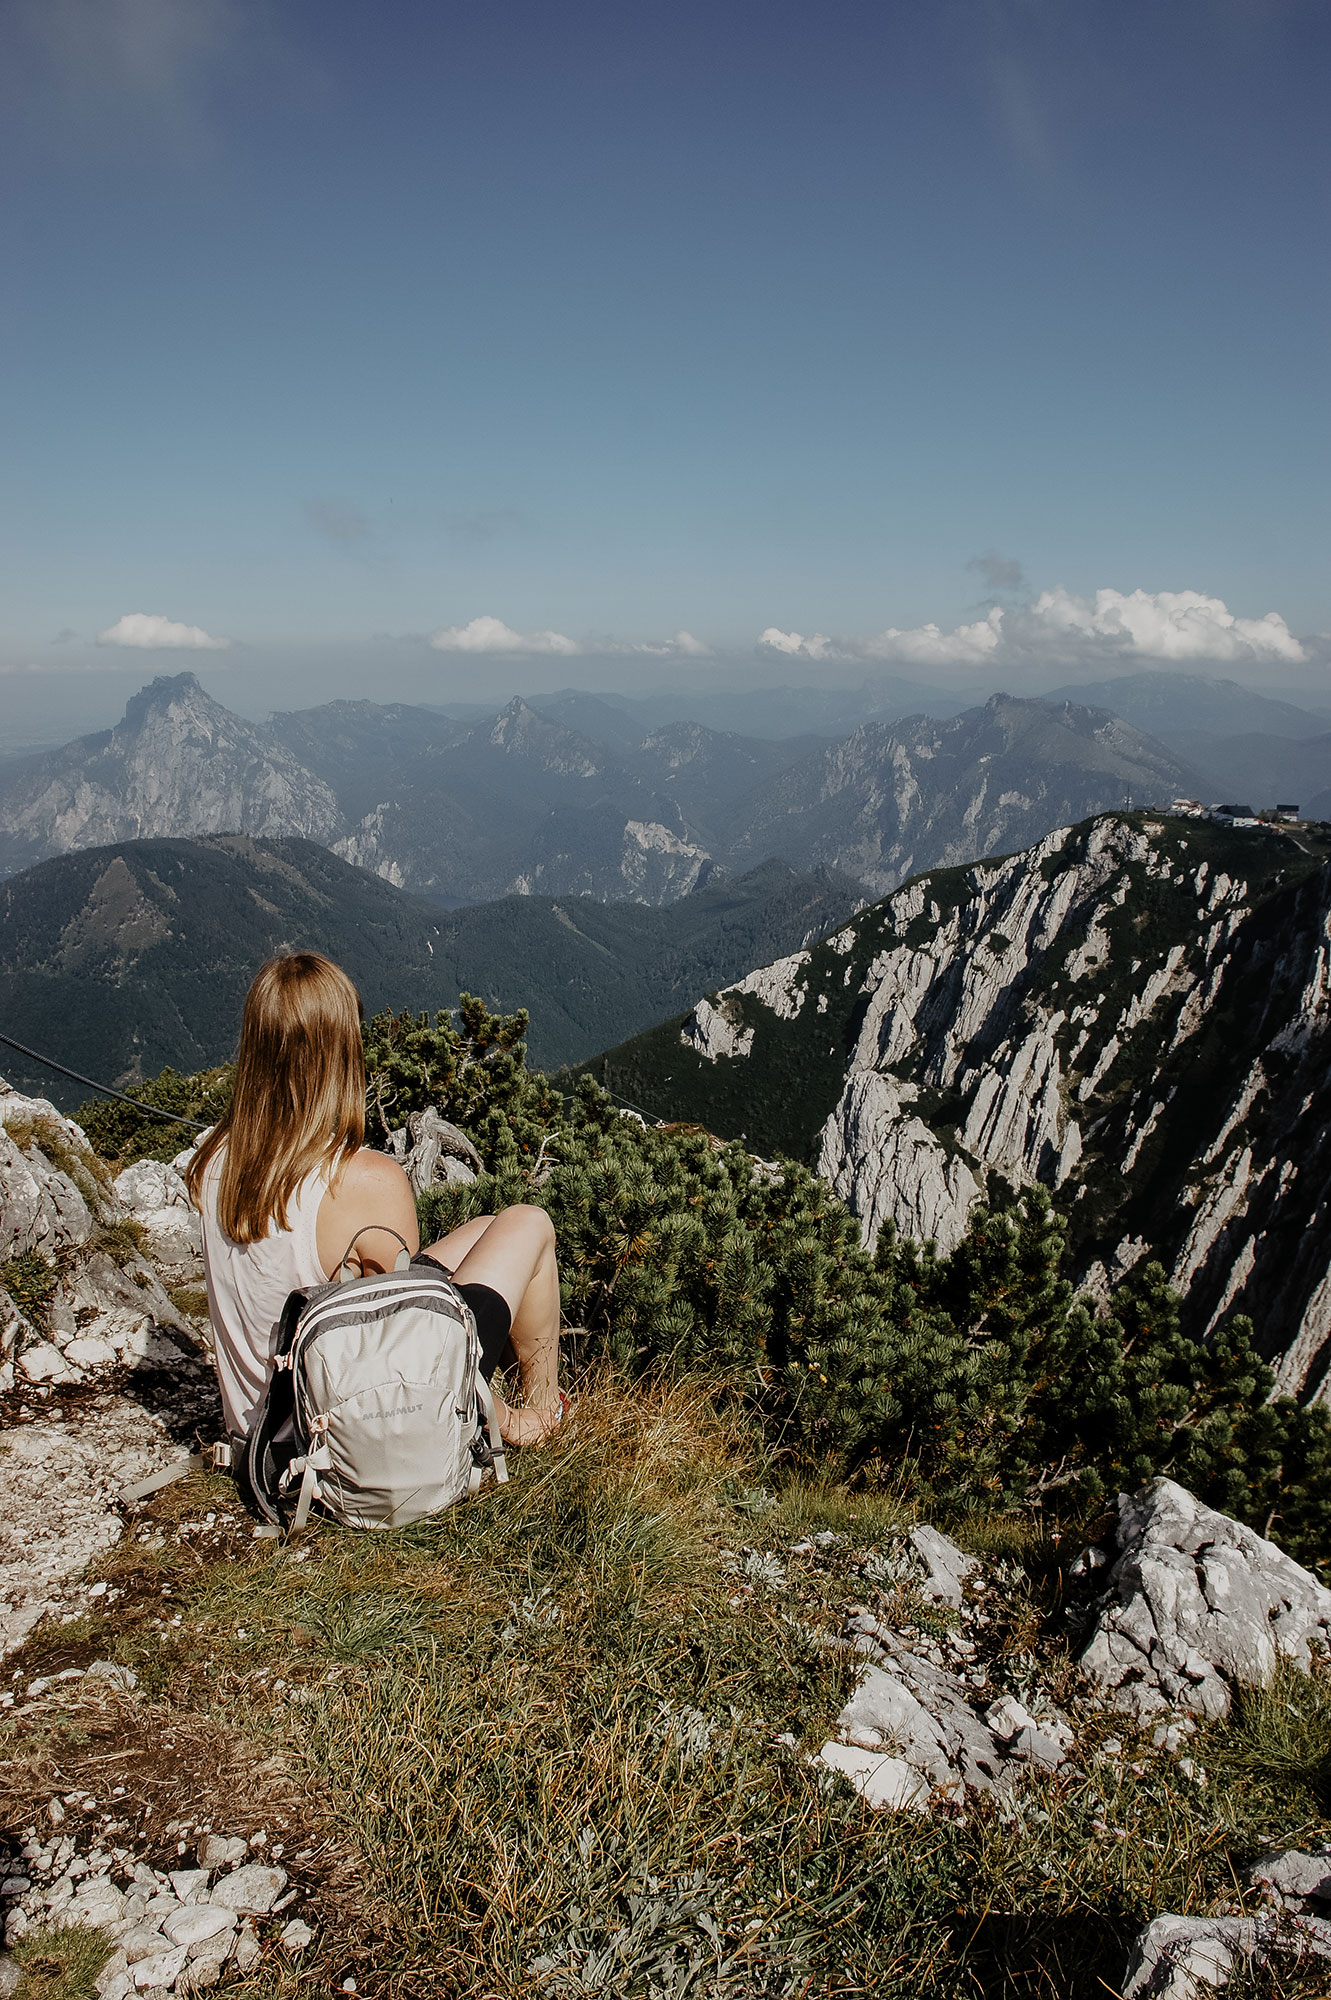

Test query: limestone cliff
[0,675,341,875]
[595,813,1331,1400]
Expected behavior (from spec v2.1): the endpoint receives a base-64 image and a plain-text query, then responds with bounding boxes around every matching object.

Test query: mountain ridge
[585,810,1331,1400]
[0,674,1214,910]
[0,834,860,1097]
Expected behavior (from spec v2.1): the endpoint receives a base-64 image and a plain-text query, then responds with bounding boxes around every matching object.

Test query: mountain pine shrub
[76,1064,234,1167]
[79,998,1331,1562]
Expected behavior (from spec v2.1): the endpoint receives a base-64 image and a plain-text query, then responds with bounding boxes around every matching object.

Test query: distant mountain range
[1040,671,1331,744]
[0,672,1221,906]
[1167,733,1331,820]
[587,810,1331,1401]
[530,674,975,739]
[710,695,1205,895]
[1042,672,1331,816]
[0,835,859,1100]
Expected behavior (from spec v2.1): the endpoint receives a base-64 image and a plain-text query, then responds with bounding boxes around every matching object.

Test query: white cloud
[429,617,711,658]
[97,611,230,650]
[859,611,1005,666]
[759,615,1001,666]
[429,615,579,657]
[758,628,836,660]
[631,630,711,658]
[1025,587,1305,664]
[758,588,1305,671]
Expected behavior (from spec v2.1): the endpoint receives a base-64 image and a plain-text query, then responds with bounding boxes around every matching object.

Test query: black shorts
[414,1254,513,1380]
[456,1281,513,1381]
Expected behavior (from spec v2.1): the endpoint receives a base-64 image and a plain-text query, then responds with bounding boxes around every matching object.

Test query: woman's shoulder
[335,1146,413,1199]
[317,1145,419,1274]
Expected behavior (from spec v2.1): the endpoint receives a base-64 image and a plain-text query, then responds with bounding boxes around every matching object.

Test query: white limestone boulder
[112,1158,203,1267]
[1122,1912,1331,1999]
[1080,1479,1331,1718]
[0,1086,98,1258]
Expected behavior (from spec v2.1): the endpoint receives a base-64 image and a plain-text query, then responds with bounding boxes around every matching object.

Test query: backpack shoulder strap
[236,1284,313,1524]
[337,1225,413,1278]
[273,1283,318,1358]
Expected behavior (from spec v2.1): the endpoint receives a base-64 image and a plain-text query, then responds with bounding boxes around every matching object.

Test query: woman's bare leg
[423,1205,562,1445]
[424,1212,500,1272]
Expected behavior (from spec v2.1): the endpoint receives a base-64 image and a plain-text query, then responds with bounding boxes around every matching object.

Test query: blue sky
[1,0,1327,734]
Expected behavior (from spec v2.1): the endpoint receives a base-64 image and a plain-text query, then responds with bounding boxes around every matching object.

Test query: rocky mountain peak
[485,696,605,778]
[0,680,343,878]
[118,672,213,729]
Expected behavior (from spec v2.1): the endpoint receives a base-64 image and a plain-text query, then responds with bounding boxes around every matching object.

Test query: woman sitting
[186,951,563,1449]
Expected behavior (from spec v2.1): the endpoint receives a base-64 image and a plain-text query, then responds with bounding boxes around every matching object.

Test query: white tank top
[197,1148,333,1437]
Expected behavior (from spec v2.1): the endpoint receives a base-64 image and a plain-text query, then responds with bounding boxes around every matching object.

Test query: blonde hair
[186,953,365,1245]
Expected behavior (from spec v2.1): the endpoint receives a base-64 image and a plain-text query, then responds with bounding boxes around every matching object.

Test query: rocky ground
[0,1083,328,1996]
[6,1076,1331,1996]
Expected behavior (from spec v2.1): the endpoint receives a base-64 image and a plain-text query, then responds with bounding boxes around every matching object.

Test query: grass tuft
[1212,1660,1331,1807]
[10,1924,111,2000]
[93,1217,150,1268]
[1,1249,57,1331]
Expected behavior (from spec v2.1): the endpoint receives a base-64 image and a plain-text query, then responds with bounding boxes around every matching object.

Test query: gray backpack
[239,1228,508,1531]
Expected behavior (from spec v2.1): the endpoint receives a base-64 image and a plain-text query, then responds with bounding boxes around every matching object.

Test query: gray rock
[815,1742,930,1811]
[167,1870,210,1905]
[195,1835,246,1872]
[208,1863,287,1914]
[162,1905,237,1952]
[18,1337,83,1385]
[831,1613,1068,1797]
[1080,1479,1331,1718]
[0,1092,97,1259]
[112,1159,191,1215]
[178,1959,225,1992]
[279,1917,314,1952]
[817,1072,980,1256]
[679,994,754,1063]
[121,1925,170,1964]
[110,1159,203,1273]
[1121,1911,1331,1998]
[0,1952,22,1999]
[985,1693,1073,1771]
[1247,1847,1331,1910]
[908,1525,976,1608]
[93,1955,131,2000]
[130,1942,189,1990]
[84,1661,138,1692]
[0,1344,212,1661]
[62,1335,119,1370]
[69,1877,126,1926]
[232,1923,262,1971]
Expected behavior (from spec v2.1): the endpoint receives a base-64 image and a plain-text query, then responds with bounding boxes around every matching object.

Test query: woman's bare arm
[316,1149,420,1277]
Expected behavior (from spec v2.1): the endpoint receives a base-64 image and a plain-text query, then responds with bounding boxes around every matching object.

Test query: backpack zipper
[291,1274,480,1439]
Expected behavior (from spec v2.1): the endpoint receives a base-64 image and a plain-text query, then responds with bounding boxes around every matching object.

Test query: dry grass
[5,1373,1331,1997]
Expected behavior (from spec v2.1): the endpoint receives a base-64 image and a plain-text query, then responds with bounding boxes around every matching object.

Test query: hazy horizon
[6,650,1331,755]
